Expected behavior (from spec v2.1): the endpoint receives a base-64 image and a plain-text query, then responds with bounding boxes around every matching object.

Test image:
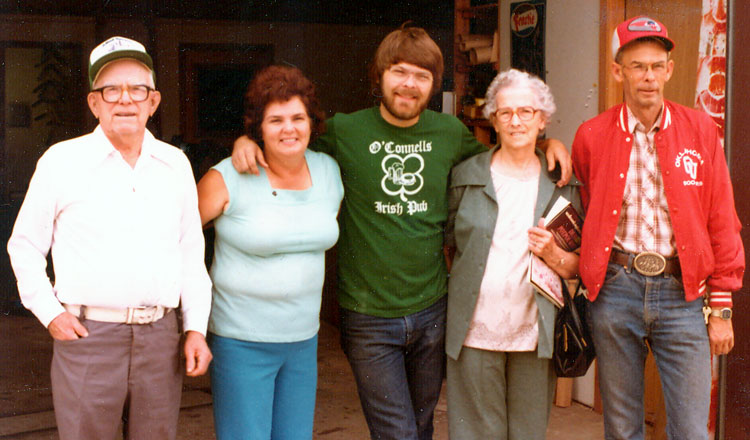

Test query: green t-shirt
[314,106,486,317]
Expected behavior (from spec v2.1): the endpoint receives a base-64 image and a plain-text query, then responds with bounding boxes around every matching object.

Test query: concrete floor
[0,315,603,439]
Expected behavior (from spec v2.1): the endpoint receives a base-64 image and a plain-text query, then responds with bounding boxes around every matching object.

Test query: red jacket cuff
[708,291,733,308]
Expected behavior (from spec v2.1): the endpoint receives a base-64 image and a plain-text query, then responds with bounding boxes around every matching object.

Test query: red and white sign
[695,0,727,142]
[511,3,538,37]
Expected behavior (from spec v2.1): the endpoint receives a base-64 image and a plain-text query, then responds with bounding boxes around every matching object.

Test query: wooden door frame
[591,0,626,415]
[599,0,625,112]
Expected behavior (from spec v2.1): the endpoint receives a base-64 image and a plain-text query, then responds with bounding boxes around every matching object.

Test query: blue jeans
[208,333,318,440]
[339,296,447,440]
[589,263,710,440]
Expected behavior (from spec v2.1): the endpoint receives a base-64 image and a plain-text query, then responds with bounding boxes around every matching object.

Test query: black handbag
[553,282,596,377]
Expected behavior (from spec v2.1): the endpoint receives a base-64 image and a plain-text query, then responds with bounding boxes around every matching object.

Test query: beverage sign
[510,0,546,80]
[511,3,538,37]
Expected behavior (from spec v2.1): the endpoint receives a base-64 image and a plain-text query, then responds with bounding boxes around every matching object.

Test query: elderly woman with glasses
[444,69,583,439]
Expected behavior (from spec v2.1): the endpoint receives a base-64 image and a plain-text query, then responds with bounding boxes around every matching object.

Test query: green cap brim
[89,50,154,89]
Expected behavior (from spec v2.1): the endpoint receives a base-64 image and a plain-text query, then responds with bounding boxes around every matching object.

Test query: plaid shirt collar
[625,104,665,135]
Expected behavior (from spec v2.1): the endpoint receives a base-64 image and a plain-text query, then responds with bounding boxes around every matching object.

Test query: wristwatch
[710,307,733,320]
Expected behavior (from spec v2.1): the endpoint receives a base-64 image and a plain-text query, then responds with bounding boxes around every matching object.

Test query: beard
[381,87,430,122]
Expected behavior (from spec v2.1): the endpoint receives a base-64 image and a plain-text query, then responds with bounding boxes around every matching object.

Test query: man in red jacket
[572,16,744,440]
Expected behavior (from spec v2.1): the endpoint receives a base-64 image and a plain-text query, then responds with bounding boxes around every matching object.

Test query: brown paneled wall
[726,2,750,437]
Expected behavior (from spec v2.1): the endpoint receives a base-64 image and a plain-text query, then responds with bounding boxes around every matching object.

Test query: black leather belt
[609,249,681,277]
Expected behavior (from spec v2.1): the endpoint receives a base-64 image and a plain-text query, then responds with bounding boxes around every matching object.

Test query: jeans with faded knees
[589,263,710,440]
[339,296,447,440]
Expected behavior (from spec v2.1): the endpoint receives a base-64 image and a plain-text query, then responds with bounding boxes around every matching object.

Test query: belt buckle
[127,307,156,324]
[633,252,666,276]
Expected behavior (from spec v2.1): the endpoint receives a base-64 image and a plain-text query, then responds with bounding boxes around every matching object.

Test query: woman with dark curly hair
[197,65,343,440]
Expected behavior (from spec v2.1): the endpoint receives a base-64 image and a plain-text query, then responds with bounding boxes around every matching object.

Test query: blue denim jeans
[339,296,447,440]
[589,263,710,440]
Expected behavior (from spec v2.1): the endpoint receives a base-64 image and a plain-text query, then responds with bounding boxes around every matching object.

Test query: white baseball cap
[88,36,154,88]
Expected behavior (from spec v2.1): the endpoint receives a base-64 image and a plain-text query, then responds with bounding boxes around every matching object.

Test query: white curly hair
[482,68,556,121]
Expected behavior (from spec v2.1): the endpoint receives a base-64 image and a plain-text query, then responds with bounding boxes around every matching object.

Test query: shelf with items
[461,117,494,146]
[453,0,500,146]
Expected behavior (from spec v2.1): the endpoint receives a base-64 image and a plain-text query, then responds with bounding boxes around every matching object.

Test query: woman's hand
[231,135,268,175]
[528,218,579,279]
[528,218,557,260]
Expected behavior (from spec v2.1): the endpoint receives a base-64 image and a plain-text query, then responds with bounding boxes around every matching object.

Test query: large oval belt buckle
[633,252,666,276]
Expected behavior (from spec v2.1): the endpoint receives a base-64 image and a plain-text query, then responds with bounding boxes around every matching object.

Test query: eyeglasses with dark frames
[92,85,154,103]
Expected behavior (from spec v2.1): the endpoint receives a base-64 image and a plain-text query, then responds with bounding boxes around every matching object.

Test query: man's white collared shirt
[7,126,211,333]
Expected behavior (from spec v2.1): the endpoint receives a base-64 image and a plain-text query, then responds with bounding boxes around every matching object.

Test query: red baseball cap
[612,16,675,59]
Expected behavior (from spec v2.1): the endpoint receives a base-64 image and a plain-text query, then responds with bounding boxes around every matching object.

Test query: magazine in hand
[528,253,564,308]
[528,195,583,308]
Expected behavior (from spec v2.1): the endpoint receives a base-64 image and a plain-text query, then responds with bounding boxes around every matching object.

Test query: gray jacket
[445,146,583,360]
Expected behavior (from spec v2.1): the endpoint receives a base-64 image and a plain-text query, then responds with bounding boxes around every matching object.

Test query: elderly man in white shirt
[7,36,212,440]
